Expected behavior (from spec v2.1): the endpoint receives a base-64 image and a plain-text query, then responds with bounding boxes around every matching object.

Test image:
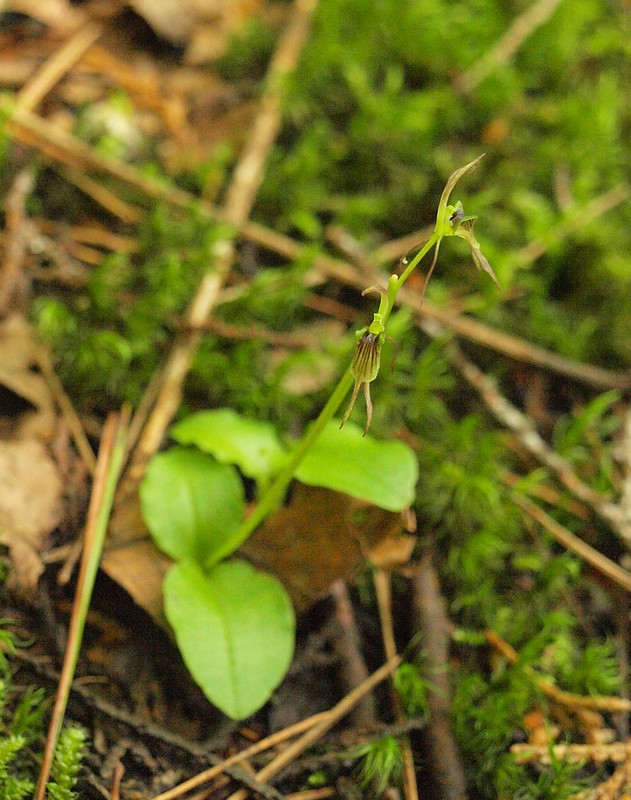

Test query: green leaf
[295,421,418,511]
[171,409,287,490]
[164,559,295,720]
[140,448,245,566]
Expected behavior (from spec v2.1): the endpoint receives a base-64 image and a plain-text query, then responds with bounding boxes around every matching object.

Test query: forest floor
[1,2,631,799]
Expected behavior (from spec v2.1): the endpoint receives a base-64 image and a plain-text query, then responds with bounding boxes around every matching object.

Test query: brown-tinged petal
[458,218,500,289]
[437,154,486,221]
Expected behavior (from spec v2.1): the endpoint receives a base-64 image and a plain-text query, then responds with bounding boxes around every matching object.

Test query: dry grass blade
[151,712,330,800]
[486,629,631,712]
[33,410,129,800]
[513,493,631,593]
[15,21,102,112]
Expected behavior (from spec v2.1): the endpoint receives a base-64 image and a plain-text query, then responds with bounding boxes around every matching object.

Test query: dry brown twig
[373,568,420,800]
[330,579,376,729]
[0,166,35,314]
[443,339,631,543]
[37,348,97,474]
[123,0,320,489]
[486,629,631,713]
[513,493,631,594]
[511,740,631,766]
[412,552,469,800]
[456,0,564,93]
[14,21,102,111]
[150,711,330,800]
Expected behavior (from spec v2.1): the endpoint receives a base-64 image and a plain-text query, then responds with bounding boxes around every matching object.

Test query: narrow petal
[471,245,501,289]
[363,380,373,436]
[437,154,486,222]
[459,218,501,289]
[339,380,362,430]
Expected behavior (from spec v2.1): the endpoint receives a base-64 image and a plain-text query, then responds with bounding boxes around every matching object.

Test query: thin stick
[37,348,97,475]
[150,712,331,800]
[0,165,34,314]
[287,790,336,800]
[456,0,563,93]
[15,22,102,112]
[330,580,376,728]
[486,629,631,712]
[444,339,631,542]
[56,164,143,224]
[225,656,402,800]
[124,0,320,487]
[34,410,129,800]
[513,493,631,594]
[412,552,469,800]
[373,568,420,800]
[511,740,631,765]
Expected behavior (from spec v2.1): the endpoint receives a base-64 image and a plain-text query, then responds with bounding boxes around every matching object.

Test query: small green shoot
[353,736,403,796]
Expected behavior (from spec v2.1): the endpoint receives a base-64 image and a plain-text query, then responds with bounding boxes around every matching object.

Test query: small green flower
[340,326,384,435]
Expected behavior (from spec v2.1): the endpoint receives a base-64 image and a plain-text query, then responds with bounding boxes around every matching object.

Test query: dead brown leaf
[241,483,404,611]
[0,314,56,440]
[102,492,172,625]
[0,439,63,596]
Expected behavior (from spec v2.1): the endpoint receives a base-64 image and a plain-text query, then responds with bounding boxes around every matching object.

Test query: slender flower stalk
[340,154,499,433]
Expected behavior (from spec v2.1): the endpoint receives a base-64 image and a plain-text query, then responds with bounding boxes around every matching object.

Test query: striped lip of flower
[340,329,383,435]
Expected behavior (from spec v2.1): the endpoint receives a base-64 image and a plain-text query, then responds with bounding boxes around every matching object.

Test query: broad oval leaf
[140,448,245,565]
[164,559,295,720]
[295,421,418,512]
[171,409,286,490]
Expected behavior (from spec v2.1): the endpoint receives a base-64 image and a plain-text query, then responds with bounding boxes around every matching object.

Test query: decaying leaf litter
[1,0,631,798]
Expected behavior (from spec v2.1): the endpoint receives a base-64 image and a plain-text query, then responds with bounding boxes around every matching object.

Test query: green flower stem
[230,367,354,547]
[396,234,438,290]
